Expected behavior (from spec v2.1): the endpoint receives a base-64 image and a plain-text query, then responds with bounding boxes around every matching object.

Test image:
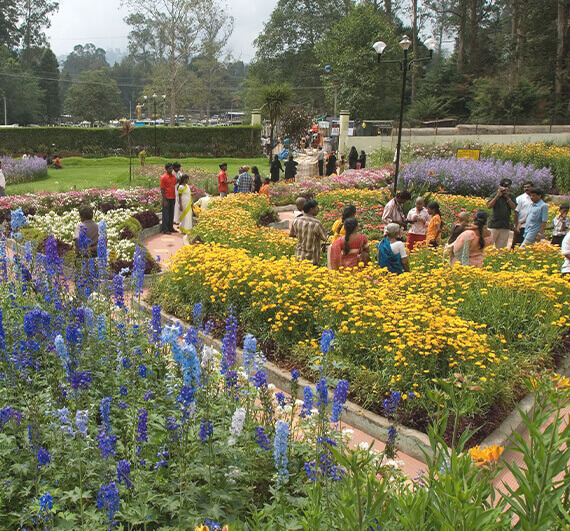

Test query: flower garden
[2,140,570,528]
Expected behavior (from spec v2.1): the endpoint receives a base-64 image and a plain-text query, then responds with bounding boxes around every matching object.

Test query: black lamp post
[373,35,437,194]
[324,65,339,118]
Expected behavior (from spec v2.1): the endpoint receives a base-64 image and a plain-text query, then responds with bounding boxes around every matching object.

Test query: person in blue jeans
[521,188,549,247]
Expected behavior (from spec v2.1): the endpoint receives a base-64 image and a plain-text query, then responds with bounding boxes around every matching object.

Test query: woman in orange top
[259,178,271,198]
[426,201,442,246]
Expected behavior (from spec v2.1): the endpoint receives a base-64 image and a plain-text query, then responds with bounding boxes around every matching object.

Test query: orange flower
[469,445,504,467]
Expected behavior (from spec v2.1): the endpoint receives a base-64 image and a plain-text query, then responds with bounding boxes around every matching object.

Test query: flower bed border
[135,297,570,464]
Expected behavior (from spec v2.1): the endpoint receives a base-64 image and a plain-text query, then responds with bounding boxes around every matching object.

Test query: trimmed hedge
[0,126,262,157]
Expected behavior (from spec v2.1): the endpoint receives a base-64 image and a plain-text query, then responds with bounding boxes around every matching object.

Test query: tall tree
[17,0,59,55]
[124,0,209,126]
[36,47,60,123]
[0,0,19,49]
[247,0,353,111]
[62,44,109,75]
[64,69,125,122]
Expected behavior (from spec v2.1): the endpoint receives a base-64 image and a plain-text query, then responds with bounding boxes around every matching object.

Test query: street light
[152,93,158,156]
[374,35,437,194]
[324,65,339,118]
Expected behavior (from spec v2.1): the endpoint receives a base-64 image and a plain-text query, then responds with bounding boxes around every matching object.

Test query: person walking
[217,163,229,197]
[512,181,534,248]
[160,163,177,234]
[174,174,193,234]
[487,178,516,249]
[521,189,549,247]
[289,199,328,265]
[358,150,367,169]
[236,166,254,193]
[348,146,358,170]
[284,155,298,182]
[316,147,325,177]
[270,155,284,182]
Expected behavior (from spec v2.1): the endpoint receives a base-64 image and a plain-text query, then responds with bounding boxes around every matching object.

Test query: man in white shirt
[561,232,570,275]
[0,160,5,196]
[512,181,533,248]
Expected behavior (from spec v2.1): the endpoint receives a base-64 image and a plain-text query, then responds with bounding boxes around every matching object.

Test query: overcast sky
[45,0,278,63]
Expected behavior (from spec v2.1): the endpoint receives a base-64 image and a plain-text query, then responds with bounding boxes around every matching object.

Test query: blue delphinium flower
[112,274,125,308]
[275,392,287,407]
[54,334,70,375]
[43,235,62,276]
[10,207,27,233]
[199,419,213,443]
[97,482,119,524]
[253,370,267,389]
[37,446,51,468]
[204,320,214,335]
[132,244,146,297]
[77,225,90,254]
[137,408,148,443]
[143,390,153,402]
[320,328,335,355]
[119,386,128,397]
[330,380,349,423]
[154,445,169,469]
[383,391,401,418]
[138,364,147,379]
[220,309,238,374]
[255,426,270,451]
[118,401,127,410]
[151,305,162,343]
[0,309,5,352]
[177,385,196,420]
[100,397,112,428]
[387,425,397,445]
[291,369,300,381]
[225,370,238,389]
[316,378,328,408]
[75,410,88,438]
[57,407,76,438]
[39,491,53,511]
[242,333,257,378]
[300,387,314,418]
[193,302,203,325]
[0,406,23,429]
[116,459,132,488]
[68,370,92,391]
[97,315,106,342]
[274,420,290,483]
[97,220,107,270]
[97,425,117,460]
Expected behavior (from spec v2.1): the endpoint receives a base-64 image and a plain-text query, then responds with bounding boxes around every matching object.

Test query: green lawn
[6,156,270,195]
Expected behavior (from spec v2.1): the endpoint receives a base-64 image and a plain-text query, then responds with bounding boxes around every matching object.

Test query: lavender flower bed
[270,168,391,205]
[1,156,47,184]
[400,157,553,197]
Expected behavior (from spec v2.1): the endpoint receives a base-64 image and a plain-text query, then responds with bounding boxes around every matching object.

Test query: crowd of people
[287,178,570,276]
[148,160,570,276]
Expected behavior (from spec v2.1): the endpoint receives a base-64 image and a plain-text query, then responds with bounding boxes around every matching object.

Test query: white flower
[358,442,370,451]
[267,383,276,392]
[229,407,246,439]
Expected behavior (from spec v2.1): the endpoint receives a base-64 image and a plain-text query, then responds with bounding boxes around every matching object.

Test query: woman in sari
[174,174,193,234]
[329,217,369,270]
[451,210,493,267]
[377,223,410,274]
[327,204,357,268]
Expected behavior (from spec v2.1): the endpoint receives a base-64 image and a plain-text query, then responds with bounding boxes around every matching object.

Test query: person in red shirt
[218,162,228,197]
[160,163,177,234]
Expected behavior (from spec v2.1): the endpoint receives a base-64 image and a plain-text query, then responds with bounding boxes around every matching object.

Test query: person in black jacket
[270,155,284,182]
[358,150,366,169]
[348,146,358,169]
[284,155,298,181]
[252,166,262,193]
[326,152,337,176]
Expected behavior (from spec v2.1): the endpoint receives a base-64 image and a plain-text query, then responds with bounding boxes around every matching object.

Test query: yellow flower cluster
[158,241,569,408]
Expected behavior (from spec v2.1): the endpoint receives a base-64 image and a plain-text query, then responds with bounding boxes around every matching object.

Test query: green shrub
[0,126,262,157]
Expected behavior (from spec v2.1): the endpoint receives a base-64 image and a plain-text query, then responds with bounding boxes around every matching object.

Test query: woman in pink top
[452,210,493,267]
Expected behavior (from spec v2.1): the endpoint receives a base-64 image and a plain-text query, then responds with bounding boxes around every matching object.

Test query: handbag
[357,235,370,265]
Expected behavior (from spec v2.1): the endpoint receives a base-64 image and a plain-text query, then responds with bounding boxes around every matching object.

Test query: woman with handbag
[329,217,370,270]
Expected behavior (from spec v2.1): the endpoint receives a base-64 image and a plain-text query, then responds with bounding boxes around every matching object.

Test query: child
[448,211,471,244]
[259,178,271,198]
[293,197,305,218]
[551,204,569,246]
[426,202,442,247]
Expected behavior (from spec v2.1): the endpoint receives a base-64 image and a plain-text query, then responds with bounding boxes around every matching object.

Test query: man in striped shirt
[289,199,328,265]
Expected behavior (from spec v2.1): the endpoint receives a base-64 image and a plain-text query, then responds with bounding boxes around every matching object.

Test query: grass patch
[6,156,269,195]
